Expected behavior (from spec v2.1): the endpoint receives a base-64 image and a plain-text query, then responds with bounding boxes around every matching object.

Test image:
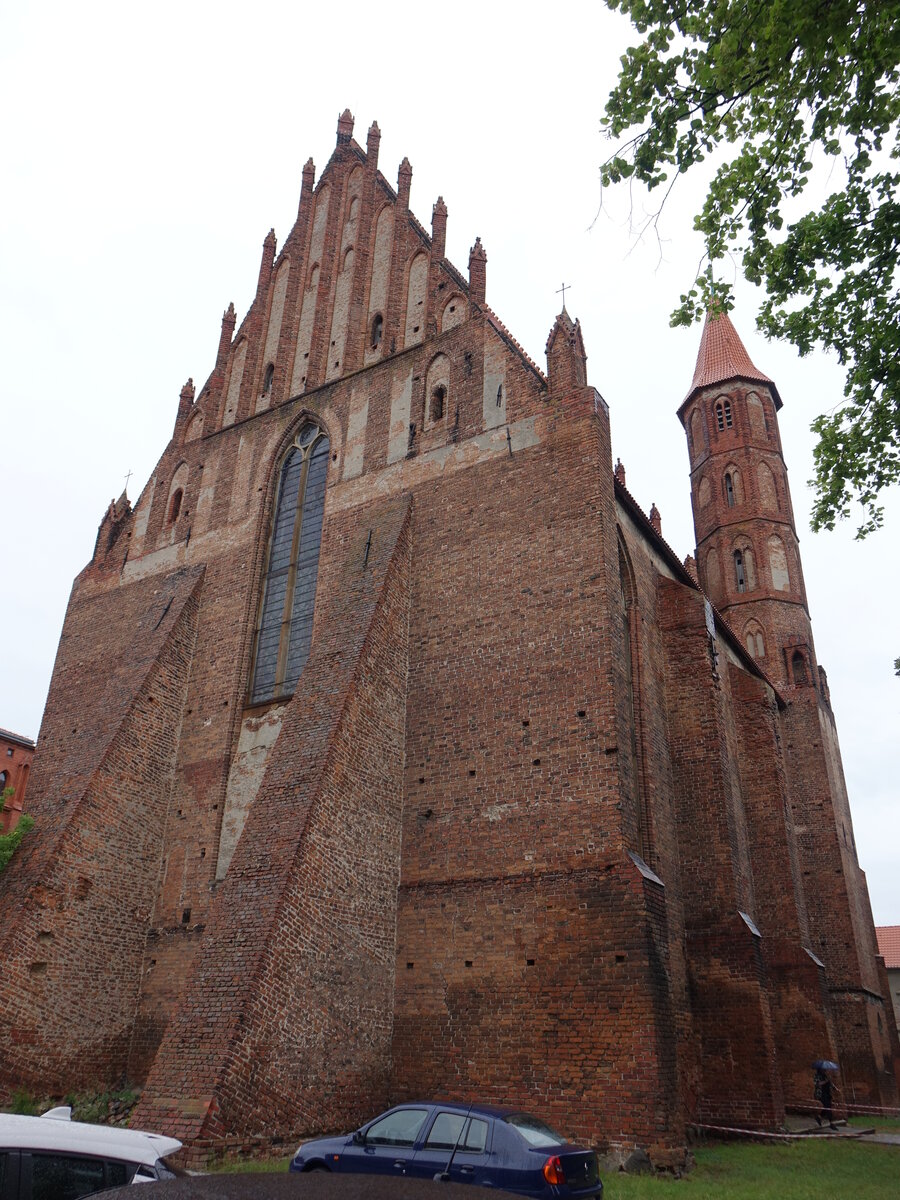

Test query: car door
[343,1107,430,1177]
[0,1151,19,1200]
[409,1111,493,1186]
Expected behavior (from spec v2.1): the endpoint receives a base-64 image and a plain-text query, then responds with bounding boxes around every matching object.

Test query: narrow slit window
[430,385,446,423]
[168,489,183,525]
[723,399,733,428]
[263,362,275,394]
[715,402,725,431]
[250,425,329,705]
[734,550,746,593]
[725,473,735,507]
[371,313,383,349]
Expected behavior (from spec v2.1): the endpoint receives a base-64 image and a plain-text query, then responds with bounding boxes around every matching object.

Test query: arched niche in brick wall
[404,252,428,347]
[746,390,768,438]
[441,293,466,333]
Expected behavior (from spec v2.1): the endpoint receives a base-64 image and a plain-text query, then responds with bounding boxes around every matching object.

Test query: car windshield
[504,1113,566,1148]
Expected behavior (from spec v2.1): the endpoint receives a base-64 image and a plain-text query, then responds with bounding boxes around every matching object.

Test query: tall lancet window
[250,424,329,705]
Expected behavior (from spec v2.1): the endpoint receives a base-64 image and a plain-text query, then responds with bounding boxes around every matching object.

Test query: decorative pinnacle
[302,157,315,187]
[367,120,381,155]
[397,157,412,207]
[264,228,277,247]
[614,459,626,487]
[469,236,487,263]
[180,378,195,403]
[649,503,661,535]
[337,108,355,142]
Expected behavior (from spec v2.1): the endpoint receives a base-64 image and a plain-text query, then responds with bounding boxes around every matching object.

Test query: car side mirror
[352,1131,366,1146]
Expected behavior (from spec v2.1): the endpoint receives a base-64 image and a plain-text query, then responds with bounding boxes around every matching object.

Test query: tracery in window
[250,424,329,705]
[744,623,765,659]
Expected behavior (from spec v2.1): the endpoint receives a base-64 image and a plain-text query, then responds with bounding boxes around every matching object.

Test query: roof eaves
[613,477,785,704]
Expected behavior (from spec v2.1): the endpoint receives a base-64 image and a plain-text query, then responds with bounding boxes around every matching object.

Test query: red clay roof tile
[682,310,781,411]
[876,925,900,969]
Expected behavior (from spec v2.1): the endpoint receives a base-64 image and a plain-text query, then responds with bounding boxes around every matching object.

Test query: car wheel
[305,1164,330,1172]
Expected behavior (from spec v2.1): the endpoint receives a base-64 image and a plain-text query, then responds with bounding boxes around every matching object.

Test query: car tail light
[542,1155,567,1186]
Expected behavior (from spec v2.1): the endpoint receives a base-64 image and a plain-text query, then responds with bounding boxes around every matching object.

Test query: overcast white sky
[2,1,897,923]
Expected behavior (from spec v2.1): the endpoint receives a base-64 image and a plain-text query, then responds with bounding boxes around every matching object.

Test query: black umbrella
[813,1059,839,1071]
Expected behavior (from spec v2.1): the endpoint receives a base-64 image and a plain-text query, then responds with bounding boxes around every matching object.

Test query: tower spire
[679,310,814,692]
[684,309,780,412]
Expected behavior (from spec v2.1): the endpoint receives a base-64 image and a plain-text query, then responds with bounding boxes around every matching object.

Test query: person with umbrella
[813,1059,839,1129]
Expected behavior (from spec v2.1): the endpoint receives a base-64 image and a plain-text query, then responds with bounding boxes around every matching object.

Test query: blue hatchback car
[289,1102,603,1198]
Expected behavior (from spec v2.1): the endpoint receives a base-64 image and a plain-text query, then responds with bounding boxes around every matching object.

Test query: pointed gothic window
[725,473,735,507]
[168,489,183,524]
[263,362,275,394]
[734,550,746,593]
[249,424,329,705]
[371,313,383,349]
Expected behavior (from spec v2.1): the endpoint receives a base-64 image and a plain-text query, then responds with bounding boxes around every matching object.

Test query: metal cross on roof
[556,281,572,308]
[124,469,133,491]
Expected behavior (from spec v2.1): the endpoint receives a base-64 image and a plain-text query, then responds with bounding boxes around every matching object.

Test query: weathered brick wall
[729,668,839,1106]
[390,393,691,1154]
[5,111,893,1158]
[0,567,203,1095]
[658,578,782,1128]
[781,695,897,1105]
[132,495,411,1144]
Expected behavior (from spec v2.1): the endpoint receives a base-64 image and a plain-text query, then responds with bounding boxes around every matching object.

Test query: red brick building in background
[1,111,896,1164]
[875,928,900,1036]
[0,727,34,834]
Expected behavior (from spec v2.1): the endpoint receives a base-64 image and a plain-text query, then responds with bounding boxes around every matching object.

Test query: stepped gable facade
[1,110,896,1165]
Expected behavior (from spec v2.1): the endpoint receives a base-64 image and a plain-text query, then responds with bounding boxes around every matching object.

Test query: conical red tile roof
[680,310,781,413]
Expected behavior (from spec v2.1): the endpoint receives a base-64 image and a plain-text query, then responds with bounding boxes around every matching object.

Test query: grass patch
[848,1115,900,1133]
[608,1137,899,1199]
[207,1154,293,1174]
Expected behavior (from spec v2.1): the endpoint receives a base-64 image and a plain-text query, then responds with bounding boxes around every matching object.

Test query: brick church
[2,110,897,1164]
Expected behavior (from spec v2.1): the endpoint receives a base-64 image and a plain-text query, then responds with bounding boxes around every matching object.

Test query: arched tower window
[715,399,734,431]
[734,549,746,593]
[725,473,735,507]
[250,424,329,705]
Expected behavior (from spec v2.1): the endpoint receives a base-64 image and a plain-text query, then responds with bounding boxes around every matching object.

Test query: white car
[0,1107,182,1197]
